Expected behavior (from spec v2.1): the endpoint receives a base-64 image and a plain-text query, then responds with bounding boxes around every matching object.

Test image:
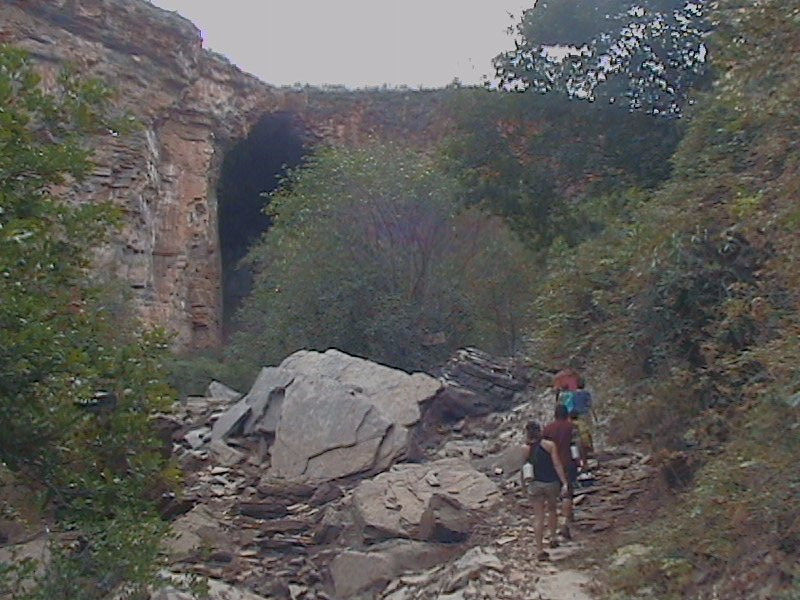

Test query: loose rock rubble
[151,349,531,599]
[0,347,654,600]
[0,348,657,600]
[197,349,443,483]
[425,349,529,426]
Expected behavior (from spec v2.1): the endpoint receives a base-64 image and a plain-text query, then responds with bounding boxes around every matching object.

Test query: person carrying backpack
[563,382,593,420]
[552,368,582,406]
[569,409,593,472]
[521,421,569,560]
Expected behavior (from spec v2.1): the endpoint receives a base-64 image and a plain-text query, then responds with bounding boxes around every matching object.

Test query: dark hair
[569,409,580,419]
[555,404,568,420]
[525,421,542,440]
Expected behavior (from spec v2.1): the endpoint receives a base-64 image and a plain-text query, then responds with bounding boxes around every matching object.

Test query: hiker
[521,421,569,561]
[543,404,579,540]
[563,380,593,423]
[552,367,582,408]
[569,409,593,472]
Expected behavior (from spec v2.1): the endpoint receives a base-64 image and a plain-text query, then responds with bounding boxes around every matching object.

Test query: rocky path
[153,350,657,600]
[379,447,655,600]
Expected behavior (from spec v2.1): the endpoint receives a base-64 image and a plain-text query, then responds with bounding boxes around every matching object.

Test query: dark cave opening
[217,112,306,337]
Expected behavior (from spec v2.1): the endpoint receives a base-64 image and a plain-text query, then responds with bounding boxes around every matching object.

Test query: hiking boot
[548,538,560,549]
[536,551,550,561]
[560,526,572,541]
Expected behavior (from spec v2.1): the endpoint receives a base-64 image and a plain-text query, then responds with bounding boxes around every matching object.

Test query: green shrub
[0,45,173,598]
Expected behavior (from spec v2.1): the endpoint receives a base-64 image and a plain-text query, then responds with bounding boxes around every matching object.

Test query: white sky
[148,1,532,88]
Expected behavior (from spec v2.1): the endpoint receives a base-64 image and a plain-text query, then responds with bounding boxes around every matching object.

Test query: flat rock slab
[280,349,442,428]
[330,540,460,597]
[206,381,242,403]
[266,349,442,482]
[269,373,391,480]
[352,458,499,541]
[238,502,290,520]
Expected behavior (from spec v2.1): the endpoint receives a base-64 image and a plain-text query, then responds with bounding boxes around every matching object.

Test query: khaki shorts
[527,480,560,502]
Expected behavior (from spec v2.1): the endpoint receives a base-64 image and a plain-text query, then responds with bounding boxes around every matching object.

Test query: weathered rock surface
[205,349,442,482]
[418,494,472,543]
[351,458,499,541]
[163,505,229,562]
[471,444,529,479]
[436,349,528,417]
[330,541,460,598]
[0,1,454,350]
[207,381,242,403]
[139,349,665,600]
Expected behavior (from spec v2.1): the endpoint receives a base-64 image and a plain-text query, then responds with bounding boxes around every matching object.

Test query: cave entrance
[217,112,306,337]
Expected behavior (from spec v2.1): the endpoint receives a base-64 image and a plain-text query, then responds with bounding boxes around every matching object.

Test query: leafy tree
[0,46,174,599]
[441,89,681,250]
[229,144,535,373]
[522,0,800,590]
[495,0,711,114]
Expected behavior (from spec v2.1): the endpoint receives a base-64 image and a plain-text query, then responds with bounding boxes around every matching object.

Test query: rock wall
[0,0,452,350]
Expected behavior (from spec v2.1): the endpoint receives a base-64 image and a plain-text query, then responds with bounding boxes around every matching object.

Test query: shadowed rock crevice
[217,112,307,335]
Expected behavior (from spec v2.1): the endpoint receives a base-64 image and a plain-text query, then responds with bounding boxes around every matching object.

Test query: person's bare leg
[562,496,573,523]
[547,496,558,542]
[533,497,545,555]
[560,488,573,539]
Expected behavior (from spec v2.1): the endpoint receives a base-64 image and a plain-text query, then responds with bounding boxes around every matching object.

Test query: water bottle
[522,462,534,480]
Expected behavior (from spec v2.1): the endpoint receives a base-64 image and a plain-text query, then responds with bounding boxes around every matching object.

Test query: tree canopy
[229,145,535,374]
[441,89,681,251]
[494,0,711,114]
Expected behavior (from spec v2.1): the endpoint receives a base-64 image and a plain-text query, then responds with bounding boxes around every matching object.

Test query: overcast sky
[148,1,532,88]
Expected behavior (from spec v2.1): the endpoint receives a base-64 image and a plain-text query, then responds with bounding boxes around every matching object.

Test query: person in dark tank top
[521,421,569,560]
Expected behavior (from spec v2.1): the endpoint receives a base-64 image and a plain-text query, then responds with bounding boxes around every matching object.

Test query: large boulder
[418,494,471,543]
[351,458,499,541]
[211,349,442,482]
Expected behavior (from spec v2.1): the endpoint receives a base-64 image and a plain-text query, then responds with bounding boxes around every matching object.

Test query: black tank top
[530,443,559,483]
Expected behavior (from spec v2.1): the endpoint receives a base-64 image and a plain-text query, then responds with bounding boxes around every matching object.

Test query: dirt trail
[465,448,655,600]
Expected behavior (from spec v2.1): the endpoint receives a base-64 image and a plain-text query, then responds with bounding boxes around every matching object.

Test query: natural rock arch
[1,0,452,350]
[217,112,308,336]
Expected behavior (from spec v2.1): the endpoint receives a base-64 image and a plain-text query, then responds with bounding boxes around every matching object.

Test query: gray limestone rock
[269,374,391,481]
[209,396,251,441]
[241,366,295,435]
[206,350,441,482]
[351,458,499,541]
[330,541,457,598]
[471,444,529,479]
[265,350,441,482]
[208,439,244,467]
[184,427,210,450]
[163,505,227,562]
[205,381,242,403]
[418,494,471,543]
[441,547,504,593]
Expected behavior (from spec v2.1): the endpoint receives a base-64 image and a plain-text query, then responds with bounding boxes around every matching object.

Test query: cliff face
[0,0,452,350]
